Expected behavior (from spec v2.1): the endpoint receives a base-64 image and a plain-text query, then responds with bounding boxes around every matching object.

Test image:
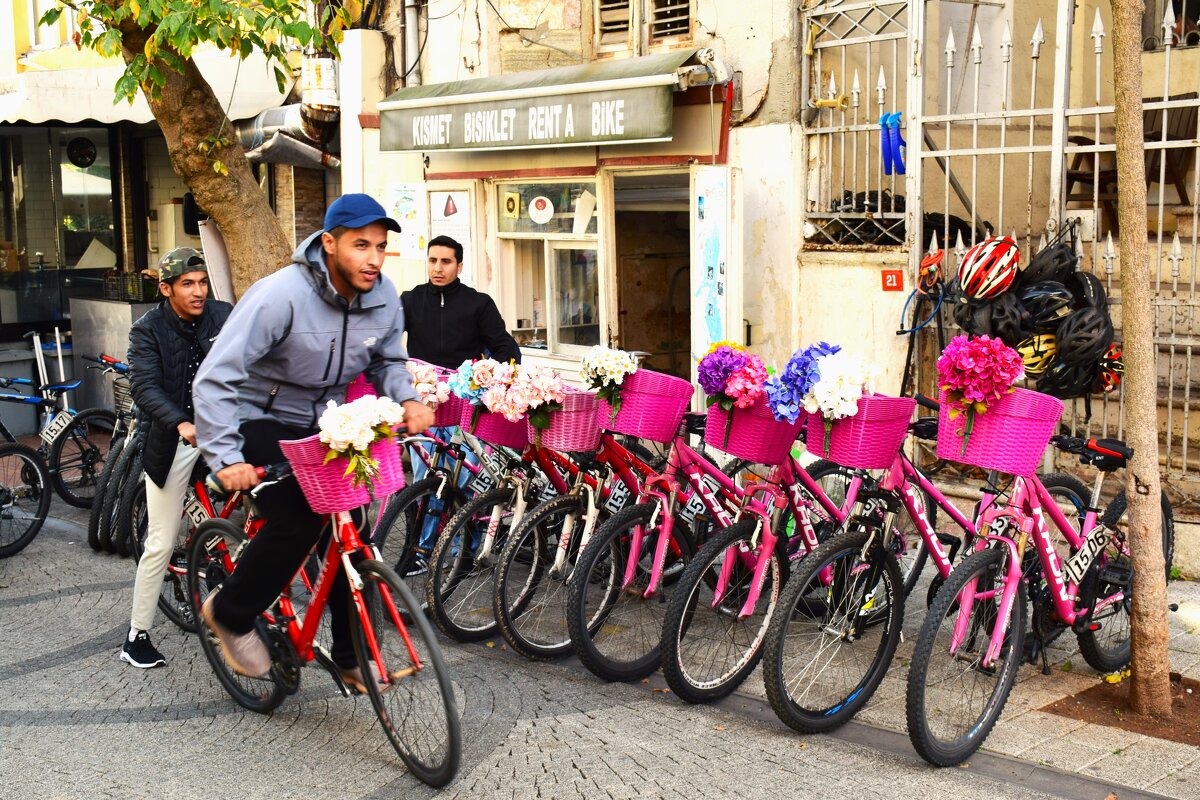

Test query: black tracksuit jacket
[401,279,520,369]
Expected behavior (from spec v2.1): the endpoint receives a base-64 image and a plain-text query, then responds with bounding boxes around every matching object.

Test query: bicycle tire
[493,493,587,660]
[906,546,1025,767]
[0,443,52,558]
[98,435,140,553]
[87,433,126,551]
[130,481,197,633]
[426,485,517,641]
[48,407,116,508]
[112,452,144,557]
[351,559,462,787]
[374,475,463,602]
[1099,489,1174,581]
[661,517,788,703]
[762,528,903,733]
[566,502,698,682]
[186,517,285,713]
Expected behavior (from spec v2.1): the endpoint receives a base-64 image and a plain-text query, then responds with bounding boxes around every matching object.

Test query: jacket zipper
[263,384,280,413]
[437,287,444,365]
[321,338,336,382]
[333,308,349,387]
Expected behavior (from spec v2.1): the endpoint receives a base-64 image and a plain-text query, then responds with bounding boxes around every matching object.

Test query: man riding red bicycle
[193,194,433,687]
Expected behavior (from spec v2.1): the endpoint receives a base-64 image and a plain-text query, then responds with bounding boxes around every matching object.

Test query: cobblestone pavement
[0,500,1190,800]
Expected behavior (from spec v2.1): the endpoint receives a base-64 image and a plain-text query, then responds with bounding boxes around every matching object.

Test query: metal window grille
[1143,0,1200,50]
[649,0,690,41]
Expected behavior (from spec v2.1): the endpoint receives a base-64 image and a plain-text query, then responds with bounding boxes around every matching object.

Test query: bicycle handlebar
[204,463,293,499]
[82,354,130,374]
[914,393,940,412]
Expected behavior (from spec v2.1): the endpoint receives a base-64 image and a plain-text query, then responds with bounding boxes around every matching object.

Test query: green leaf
[38,8,63,26]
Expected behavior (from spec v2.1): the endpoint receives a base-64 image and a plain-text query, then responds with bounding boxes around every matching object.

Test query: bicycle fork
[476,478,531,566]
[550,483,600,581]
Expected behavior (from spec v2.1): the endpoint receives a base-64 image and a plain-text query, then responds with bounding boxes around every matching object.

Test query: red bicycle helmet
[1094,342,1124,394]
[957,236,1020,301]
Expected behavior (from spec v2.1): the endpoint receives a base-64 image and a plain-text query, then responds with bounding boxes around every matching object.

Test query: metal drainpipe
[405,0,422,86]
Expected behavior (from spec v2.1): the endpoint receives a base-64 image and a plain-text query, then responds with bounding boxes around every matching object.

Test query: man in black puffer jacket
[120,248,231,669]
[401,235,520,369]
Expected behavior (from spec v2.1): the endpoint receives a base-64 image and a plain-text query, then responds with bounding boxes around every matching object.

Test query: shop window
[594,0,693,54]
[58,128,116,269]
[1144,1,1200,49]
[497,182,601,355]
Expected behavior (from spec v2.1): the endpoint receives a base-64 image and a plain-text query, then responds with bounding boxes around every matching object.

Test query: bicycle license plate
[39,410,75,445]
[184,494,210,528]
[468,451,507,494]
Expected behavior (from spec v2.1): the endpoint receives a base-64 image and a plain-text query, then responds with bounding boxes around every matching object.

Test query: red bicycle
[186,463,461,787]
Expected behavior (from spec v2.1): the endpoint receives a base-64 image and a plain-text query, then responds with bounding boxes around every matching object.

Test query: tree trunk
[116,23,293,298]
[1110,0,1173,718]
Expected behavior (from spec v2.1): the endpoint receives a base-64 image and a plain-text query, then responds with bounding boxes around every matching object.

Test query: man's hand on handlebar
[216,462,260,492]
[177,421,197,447]
[402,399,435,434]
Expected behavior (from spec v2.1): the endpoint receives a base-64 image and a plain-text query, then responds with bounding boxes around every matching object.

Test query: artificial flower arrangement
[937,334,1025,454]
[580,346,640,420]
[449,358,569,445]
[801,349,877,451]
[407,360,451,408]
[510,365,569,446]
[764,341,841,424]
[317,394,405,492]
[697,341,770,444]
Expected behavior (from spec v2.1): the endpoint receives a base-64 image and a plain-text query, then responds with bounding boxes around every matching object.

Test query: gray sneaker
[200,594,271,678]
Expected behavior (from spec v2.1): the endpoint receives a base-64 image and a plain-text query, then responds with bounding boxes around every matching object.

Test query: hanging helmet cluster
[949,234,1121,400]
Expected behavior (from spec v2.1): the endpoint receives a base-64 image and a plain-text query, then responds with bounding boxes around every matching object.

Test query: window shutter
[598,0,632,47]
[648,0,690,41]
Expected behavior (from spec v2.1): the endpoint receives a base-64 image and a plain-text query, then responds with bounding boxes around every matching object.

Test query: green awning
[378,49,705,153]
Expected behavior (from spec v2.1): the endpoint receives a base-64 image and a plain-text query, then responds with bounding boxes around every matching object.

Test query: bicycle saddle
[41,379,82,394]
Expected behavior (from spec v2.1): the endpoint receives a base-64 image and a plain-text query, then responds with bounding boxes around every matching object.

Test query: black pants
[211,419,358,667]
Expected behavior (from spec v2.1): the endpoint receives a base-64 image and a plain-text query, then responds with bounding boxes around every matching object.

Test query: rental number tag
[1063,523,1110,585]
[40,411,75,445]
[468,452,507,494]
[184,494,210,528]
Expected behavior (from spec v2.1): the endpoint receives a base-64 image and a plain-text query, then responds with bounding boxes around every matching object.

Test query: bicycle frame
[961,473,1112,669]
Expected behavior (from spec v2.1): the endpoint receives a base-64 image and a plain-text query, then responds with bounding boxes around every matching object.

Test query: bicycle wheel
[661,517,787,703]
[111,451,144,557]
[131,483,197,633]
[906,546,1025,767]
[48,407,116,508]
[0,443,52,558]
[762,528,903,733]
[567,502,697,682]
[87,432,126,552]
[186,517,285,713]
[426,486,516,641]
[374,475,463,601]
[351,559,461,788]
[493,494,586,659]
[98,436,139,553]
[1099,489,1174,581]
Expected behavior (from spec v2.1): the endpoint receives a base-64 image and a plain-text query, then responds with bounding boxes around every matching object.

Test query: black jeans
[210,419,358,667]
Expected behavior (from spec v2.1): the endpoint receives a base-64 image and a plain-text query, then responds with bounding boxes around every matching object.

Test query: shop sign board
[381,85,673,152]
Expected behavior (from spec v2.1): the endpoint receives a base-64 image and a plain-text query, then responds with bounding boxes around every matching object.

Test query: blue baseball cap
[323,193,401,233]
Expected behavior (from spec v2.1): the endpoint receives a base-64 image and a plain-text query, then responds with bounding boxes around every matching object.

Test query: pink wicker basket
[531,389,601,451]
[597,369,695,443]
[460,403,529,450]
[805,395,917,470]
[433,394,466,428]
[935,387,1064,476]
[279,433,406,515]
[704,397,804,466]
[346,374,376,402]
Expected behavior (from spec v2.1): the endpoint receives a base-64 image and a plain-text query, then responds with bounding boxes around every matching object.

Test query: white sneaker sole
[119,651,165,669]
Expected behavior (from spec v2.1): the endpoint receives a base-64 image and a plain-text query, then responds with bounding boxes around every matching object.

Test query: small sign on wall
[881,269,904,292]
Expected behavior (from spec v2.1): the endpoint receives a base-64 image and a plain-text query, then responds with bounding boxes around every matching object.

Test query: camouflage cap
[159,247,207,282]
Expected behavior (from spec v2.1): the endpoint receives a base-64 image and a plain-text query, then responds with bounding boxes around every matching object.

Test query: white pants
[130,439,201,631]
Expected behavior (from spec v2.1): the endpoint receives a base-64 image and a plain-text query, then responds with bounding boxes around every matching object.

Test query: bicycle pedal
[312,646,354,698]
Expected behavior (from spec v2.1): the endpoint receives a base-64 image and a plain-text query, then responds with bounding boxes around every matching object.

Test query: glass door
[548,241,600,353]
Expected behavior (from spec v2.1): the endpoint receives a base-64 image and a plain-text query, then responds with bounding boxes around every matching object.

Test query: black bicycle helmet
[1037,360,1097,399]
[990,293,1030,346]
[1067,270,1108,311]
[1021,241,1077,286]
[1056,307,1114,366]
[1019,281,1075,332]
[951,295,993,337]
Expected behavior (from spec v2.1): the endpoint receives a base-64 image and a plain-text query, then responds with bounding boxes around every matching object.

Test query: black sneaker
[120,630,166,669]
[403,551,430,578]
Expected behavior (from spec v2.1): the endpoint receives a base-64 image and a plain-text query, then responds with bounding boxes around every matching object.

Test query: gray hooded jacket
[194,231,419,470]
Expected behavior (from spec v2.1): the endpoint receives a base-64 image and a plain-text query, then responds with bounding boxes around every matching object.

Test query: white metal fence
[801,0,1200,510]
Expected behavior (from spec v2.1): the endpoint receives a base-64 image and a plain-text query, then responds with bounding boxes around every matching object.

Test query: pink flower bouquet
[937,334,1025,455]
[407,361,451,409]
[511,365,568,446]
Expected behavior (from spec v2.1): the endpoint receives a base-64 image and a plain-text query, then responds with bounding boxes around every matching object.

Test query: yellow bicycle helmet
[1017,334,1057,376]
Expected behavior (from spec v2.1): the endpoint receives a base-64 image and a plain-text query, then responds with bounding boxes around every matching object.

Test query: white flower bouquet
[580,346,639,420]
[801,350,876,452]
[318,395,406,492]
